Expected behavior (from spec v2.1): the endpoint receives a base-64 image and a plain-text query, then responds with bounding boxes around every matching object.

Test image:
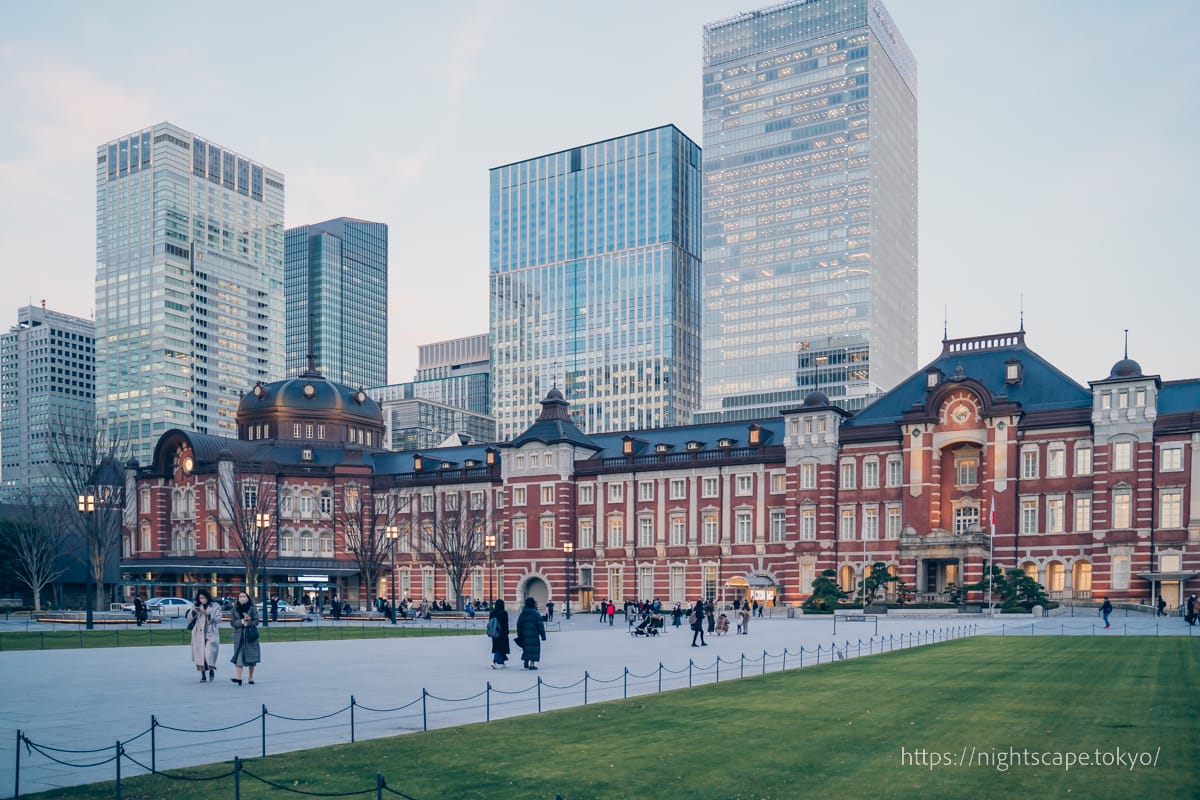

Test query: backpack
[486,617,500,638]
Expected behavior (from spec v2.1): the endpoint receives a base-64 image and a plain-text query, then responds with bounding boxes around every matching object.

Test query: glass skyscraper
[95,123,285,463]
[285,218,388,388]
[700,0,917,419]
[489,125,702,440]
[0,304,95,500]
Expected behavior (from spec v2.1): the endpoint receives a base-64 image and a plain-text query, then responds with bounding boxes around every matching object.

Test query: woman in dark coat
[515,597,547,670]
[229,591,261,685]
[489,598,510,669]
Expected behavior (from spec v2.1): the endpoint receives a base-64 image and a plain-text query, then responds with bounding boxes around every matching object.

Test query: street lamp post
[256,513,272,628]
[386,525,400,624]
[562,541,575,620]
[77,494,96,631]
[484,533,496,603]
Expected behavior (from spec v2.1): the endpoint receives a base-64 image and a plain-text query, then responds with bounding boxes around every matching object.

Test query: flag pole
[988,496,995,617]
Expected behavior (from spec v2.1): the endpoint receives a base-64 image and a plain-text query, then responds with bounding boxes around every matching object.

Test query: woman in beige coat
[186,590,222,682]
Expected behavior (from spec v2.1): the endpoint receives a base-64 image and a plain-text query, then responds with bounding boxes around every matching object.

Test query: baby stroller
[631,613,665,637]
[715,613,730,635]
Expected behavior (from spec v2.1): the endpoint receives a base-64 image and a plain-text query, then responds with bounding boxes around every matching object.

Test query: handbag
[246,625,259,643]
[186,617,196,631]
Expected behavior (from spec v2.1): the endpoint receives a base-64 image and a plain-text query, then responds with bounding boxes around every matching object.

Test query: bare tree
[216,462,277,598]
[1,495,70,611]
[48,407,129,611]
[419,490,490,610]
[336,482,394,611]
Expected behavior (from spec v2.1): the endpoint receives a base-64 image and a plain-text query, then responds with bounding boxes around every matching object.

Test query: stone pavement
[1,610,1190,797]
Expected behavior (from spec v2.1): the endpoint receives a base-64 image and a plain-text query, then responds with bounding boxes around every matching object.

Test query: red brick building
[121,331,1199,611]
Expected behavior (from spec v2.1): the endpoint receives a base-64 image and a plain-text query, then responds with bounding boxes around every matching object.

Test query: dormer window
[622,436,635,456]
[654,443,672,454]
[412,453,423,471]
[686,441,702,451]
[1004,360,1023,385]
[301,448,313,463]
[464,459,478,468]
[441,461,453,470]
[926,370,941,389]
[748,425,762,445]
[718,438,734,449]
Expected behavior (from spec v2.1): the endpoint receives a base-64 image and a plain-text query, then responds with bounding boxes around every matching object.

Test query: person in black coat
[489,599,511,669]
[690,598,707,647]
[515,597,547,670]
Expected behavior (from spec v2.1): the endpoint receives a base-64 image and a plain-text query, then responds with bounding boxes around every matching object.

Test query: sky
[1,0,1198,388]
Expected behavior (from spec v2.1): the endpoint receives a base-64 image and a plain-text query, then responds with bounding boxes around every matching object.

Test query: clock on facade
[951,404,971,424]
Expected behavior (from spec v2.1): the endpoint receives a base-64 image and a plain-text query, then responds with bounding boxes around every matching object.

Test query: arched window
[1021,561,1039,583]
[281,529,295,555]
[839,565,856,593]
[1046,562,1064,593]
[300,531,315,554]
[1072,561,1092,596]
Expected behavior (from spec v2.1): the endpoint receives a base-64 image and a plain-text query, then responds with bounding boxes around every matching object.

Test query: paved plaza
[1,609,1191,797]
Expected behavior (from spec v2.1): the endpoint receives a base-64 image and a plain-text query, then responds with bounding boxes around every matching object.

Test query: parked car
[146,597,192,618]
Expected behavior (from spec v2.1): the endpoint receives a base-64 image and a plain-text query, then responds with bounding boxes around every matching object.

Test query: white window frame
[607,516,624,547]
[863,506,879,540]
[638,481,655,502]
[886,505,902,538]
[607,482,624,502]
[800,463,817,490]
[579,518,594,549]
[638,516,654,547]
[670,479,687,500]
[1021,447,1039,479]
[886,456,902,488]
[1046,495,1065,533]
[839,507,856,540]
[770,509,786,542]
[1160,447,1183,472]
[1020,497,1038,534]
[513,486,527,506]
[1046,446,1065,478]
[1112,488,1131,529]
[701,476,719,498]
[862,459,879,489]
[1112,441,1132,472]
[702,514,718,545]
[1160,489,1183,528]
[579,484,594,504]
[1074,495,1092,533]
[513,520,527,550]
[735,510,753,544]
[735,474,753,496]
[840,460,856,489]
[670,516,686,546]
[801,507,817,541]
[541,485,555,505]
[1074,444,1093,476]
[770,472,787,494]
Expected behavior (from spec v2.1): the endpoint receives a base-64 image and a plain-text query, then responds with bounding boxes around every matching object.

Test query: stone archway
[521,575,549,608]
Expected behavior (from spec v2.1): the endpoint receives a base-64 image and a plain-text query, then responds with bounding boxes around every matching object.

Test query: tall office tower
[490,125,702,440]
[0,304,96,500]
[415,334,491,415]
[699,0,917,420]
[285,218,388,388]
[96,123,285,463]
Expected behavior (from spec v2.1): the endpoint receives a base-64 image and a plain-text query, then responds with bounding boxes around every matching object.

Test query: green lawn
[22,637,1197,800]
[0,624,472,651]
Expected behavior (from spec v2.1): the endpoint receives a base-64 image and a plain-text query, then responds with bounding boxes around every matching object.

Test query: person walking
[488,599,511,669]
[690,598,707,647]
[133,595,147,627]
[606,599,616,626]
[229,591,261,685]
[671,603,683,628]
[515,597,547,669]
[1156,595,1167,617]
[186,590,222,682]
[1187,594,1198,626]
[546,600,555,621]
[1100,596,1113,629]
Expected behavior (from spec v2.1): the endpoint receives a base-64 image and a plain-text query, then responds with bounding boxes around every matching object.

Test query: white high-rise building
[95,123,285,462]
[700,0,918,419]
[0,304,95,499]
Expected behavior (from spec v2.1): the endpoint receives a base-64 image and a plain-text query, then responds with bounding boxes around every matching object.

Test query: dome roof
[1108,358,1143,379]
[802,390,830,407]
[237,371,382,422]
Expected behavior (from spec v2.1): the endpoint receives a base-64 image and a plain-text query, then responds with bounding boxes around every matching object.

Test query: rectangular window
[471,491,485,510]
[1074,445,1093,476]
[670,517,686,546]
[863,507,879,540]
[670,479,686,499]
[839,508,856,540]
[541,519,555,550]
[608,517,624,547]
[1160,448,1183,472]
[608,566,624,602]
[736,474,753,496]
[1021,449,1039,479]
[513,520,527,550]
[840,461,856,489]
[1021,498,1038,534]
[1101,392,1112,410]
[579,484,594,504]
[735,510,753,544]
[770,510,786,542]
[1111,554,1130,590]
[801,507,816,540]
[421,493,434,512]
[1112,490,1131,529]
[1047,448,1065,478]
[886,505,902,538]
[862,460,879,489]
[702,477,719,497]
[242,483,258,511]
[800,463,817,490]
[1047,497,1064,533]
[771,472,787,494]
[1118,390,1128,409]
[140,487,150,513]
[607,483,623,502]
[670,565,686,603]
[1113,442,1132,471]
[515,454,525,470]
[638,565,654,600]
[579,519,594,549]
[541,485,555,504]
[702,515,718,545]
[422,569,434,599]
[703,565,717,601]
[638,481,654,502]
[886,457,902,488]
[513,486,526,506]
[1074,495,1092,532]
[956,457,978,487]
[638,517,654,547]
[443,492,457,511]
[1160,490,1183,528]
[1136,388,1146,406]
[799,562,815,595]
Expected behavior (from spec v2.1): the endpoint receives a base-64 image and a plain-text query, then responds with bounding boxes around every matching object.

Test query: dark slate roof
[1159,379,1200,415]
[844,332,1093,429]
[580,418,784,460]
[370,444,498,476]
[507,389,602,451]
[237,361,381,422]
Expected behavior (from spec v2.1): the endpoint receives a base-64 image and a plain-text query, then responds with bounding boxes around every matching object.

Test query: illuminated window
[1113,442,1132,472]
[1074,495,1092,532]
[800,463,817,490]
[801,507,816,540]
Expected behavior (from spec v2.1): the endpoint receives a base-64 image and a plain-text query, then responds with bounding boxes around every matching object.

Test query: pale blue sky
[1,0,1197,386]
